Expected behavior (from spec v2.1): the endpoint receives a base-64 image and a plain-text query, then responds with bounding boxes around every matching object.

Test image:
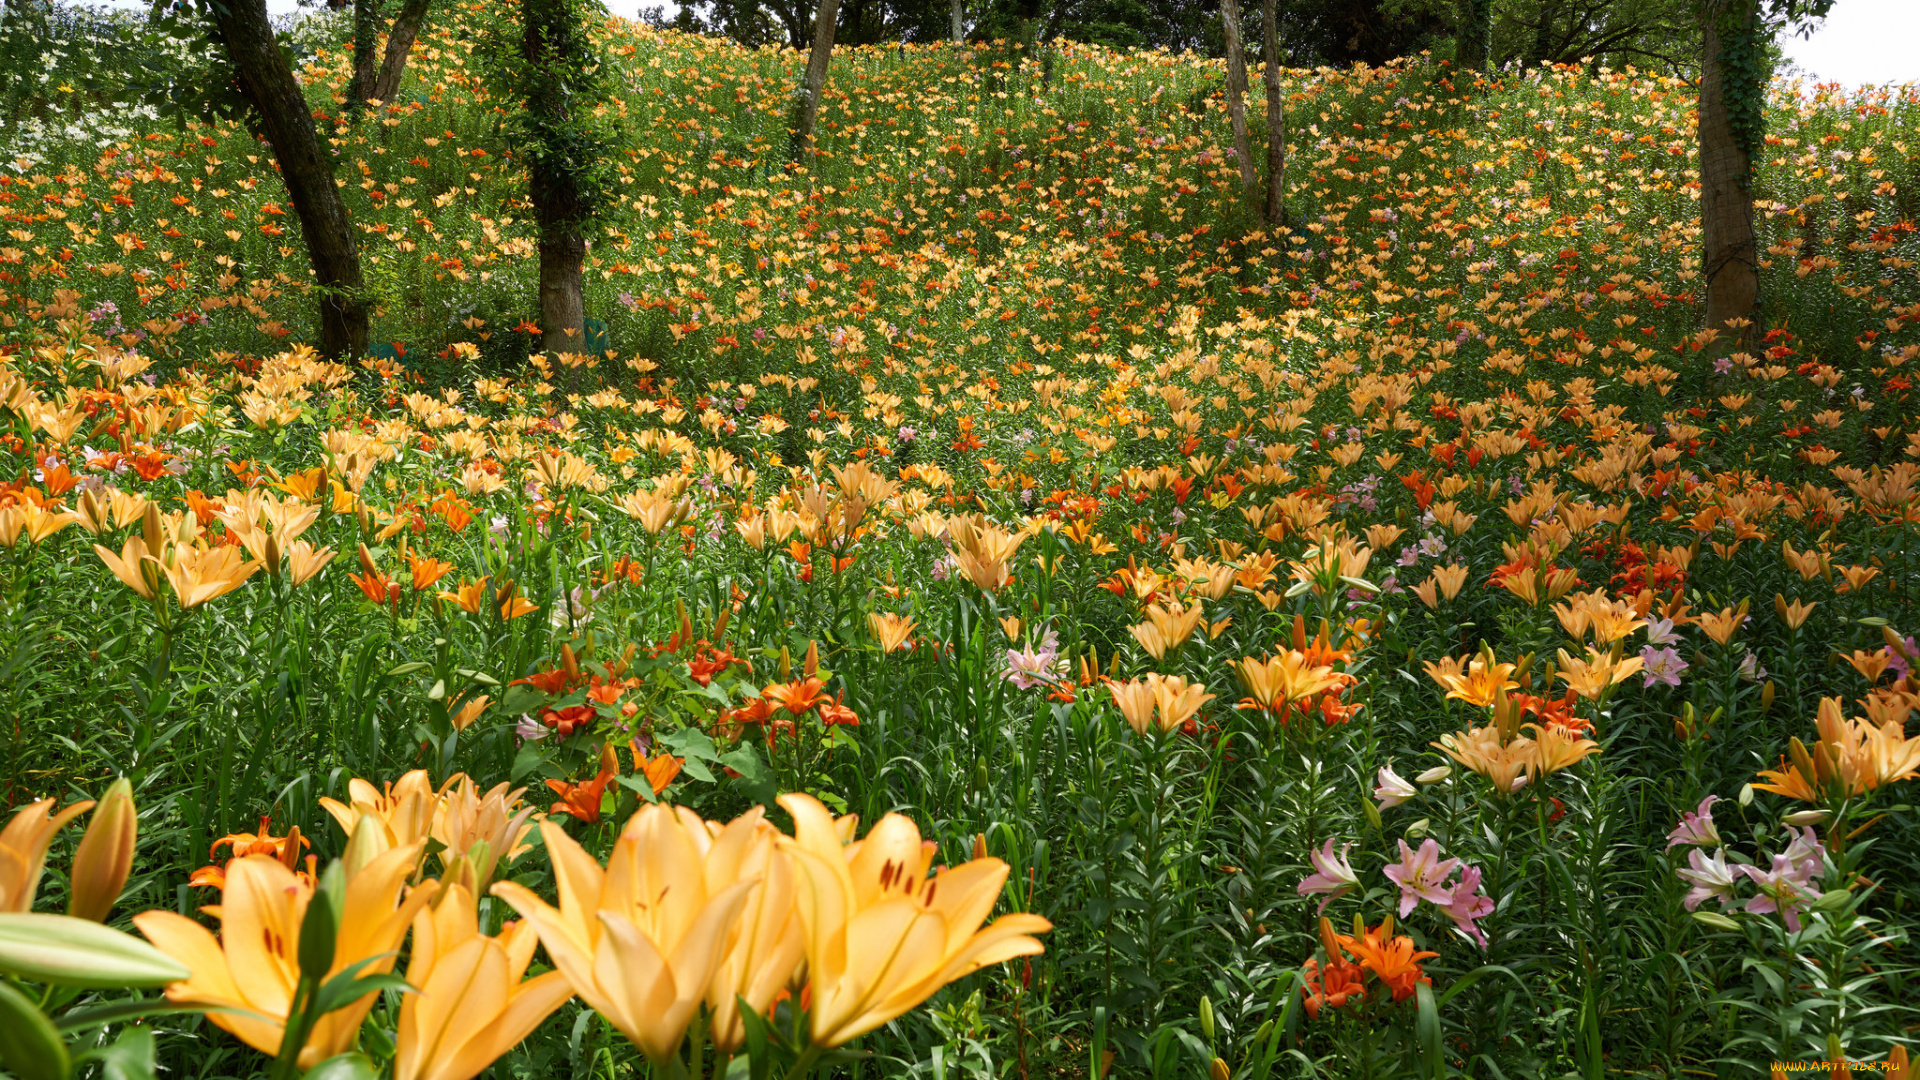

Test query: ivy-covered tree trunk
[371,0,433,106]
[1260,0,1284,225]
[1699,0,1761,340]
[794,0,840,159]
[210,0,368,358]
[522,0,589,355]
[1220,0,1257,204]
[949,0,963,43]
[1455,0,1489,73]
[345,0,378,116]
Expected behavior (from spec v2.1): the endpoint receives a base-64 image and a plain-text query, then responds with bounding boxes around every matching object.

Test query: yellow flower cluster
[130,788,1048,1076]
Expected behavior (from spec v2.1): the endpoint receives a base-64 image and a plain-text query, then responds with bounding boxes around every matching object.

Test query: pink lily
[1436,864,1495,948]
[1296,839,1360,914]
[1382,838,1461,918]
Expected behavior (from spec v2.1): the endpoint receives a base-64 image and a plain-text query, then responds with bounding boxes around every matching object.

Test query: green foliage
[487,0,622,225]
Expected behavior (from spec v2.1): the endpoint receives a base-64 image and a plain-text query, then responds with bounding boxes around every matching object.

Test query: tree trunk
[534,203,586,357]
[523,0,587,355]
[1220,0,1257,205]
[1260,0,1284,225]
[345,0,377,116]
[1526,0,1557,68]
[1455,0,1488,73]
[949,0,963,43]
[211,0,368,358]
[1699,0,1760,340]
[371,0,432,105]
[794,0,840,160]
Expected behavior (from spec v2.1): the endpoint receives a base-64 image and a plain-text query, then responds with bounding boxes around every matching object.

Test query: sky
[1774,0,1920,87]
[93,0,1920,88]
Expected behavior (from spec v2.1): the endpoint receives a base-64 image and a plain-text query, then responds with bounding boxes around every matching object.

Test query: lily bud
[1198,995,1216,1042]
[141,503,163,553]
[0,912,188,988]
[342,812,392,877]
[68,779,136,923]
[1209,1059,1230,1080]
[1415,766,1452,785]
[297,862,345,981]
[1783,809,1829,826]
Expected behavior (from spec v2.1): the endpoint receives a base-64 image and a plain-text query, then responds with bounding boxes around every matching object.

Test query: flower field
[2,7,1920,1077]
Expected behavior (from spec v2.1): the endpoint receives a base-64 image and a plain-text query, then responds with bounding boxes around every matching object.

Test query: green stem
[780,1044,826,1080]
[267,976,320,1080]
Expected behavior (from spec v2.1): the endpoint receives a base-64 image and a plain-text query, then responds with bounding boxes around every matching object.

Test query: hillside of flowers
[2,6,1919,1078]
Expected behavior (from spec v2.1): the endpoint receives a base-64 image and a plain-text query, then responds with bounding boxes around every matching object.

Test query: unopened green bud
[0,912,188,988]
[298,862,346,980]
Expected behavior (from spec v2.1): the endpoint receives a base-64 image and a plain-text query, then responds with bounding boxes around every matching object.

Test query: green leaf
[718,744,777,807]
[0,981,69,1080]
[659,726,722,764]
[75,1025,156,1080]
[510,738,549,783]
[55,999,220,1035]
[311,954,413,1017]
[1414,981,1444,1079]
[499,683,546,715]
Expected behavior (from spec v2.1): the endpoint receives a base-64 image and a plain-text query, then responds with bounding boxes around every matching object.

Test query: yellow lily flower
[702,807,806,1055]
[867,611,917,653]
[437,576,490,615]
[93,535,161,600]
[1235,651,1341,711]
[134,844,436,1069]
[431,776,539,891]
[1107,676,1159,735]
[319,770,438,849]
[1,797,96,912]
[158,542,262,609]
[491,809,756,1064]
[1554,646,1644,701]
[393,885,573,1080]
[285,539,338,587]
[777,792,1051,1049]
[1428,649,1519,708]
[3,500,80,547]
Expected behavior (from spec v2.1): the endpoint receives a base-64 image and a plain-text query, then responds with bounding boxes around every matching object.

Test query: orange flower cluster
[1301,915,1436,1019]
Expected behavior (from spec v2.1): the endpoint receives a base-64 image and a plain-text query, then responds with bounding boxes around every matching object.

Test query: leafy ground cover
[2,7,1920,1077]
